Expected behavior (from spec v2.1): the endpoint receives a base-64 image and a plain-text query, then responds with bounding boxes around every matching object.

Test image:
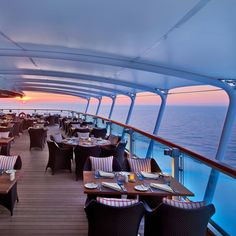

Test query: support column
[146,92,167,158]
[122,94,136,158]
[85,98,90,114]
[95,97,102,116]
[125,94,136,125]
[204,89,236,203]
[108,96,116,119]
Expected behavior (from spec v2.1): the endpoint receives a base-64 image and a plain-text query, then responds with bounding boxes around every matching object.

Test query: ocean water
[1,102,235,166]
[99,105,236,166]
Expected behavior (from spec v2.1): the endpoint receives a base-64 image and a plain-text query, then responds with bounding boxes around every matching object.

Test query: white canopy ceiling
[0,0,235,99]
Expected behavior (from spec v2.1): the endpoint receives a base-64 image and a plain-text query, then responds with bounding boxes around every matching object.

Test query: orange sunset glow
[0,85,229,108]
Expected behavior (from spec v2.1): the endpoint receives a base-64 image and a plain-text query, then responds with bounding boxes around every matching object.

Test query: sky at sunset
[0,85,229,109]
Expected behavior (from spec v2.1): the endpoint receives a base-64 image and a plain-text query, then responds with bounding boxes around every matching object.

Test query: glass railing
[2,108,235,235]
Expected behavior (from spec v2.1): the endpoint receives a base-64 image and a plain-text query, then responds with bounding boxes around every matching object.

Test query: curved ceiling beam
[16,80,115,97]
[22,87,89,100]
[0,69,158,94]
[0,48,223,84]
[18,84,102,99]
[12,78,129,96]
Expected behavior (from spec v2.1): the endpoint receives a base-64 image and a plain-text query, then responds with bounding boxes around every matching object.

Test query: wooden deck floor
[0,126,88,236]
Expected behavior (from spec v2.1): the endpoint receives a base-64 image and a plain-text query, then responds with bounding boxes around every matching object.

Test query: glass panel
[133,132,150,158]
[96,118,107,128]
[85,115,94,123]
[111,123,124,137]
[152,140,172,174]
[212,172,236,235]
[181,153,211,201]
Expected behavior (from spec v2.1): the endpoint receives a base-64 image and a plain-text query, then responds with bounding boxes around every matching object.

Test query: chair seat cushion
[90,156,113,172]
[97,197,138,207]
[163,198,205,209]
[128,158,151,172]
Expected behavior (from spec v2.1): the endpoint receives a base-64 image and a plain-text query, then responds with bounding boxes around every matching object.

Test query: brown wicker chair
[90,128,107,139]
[74,145,101,180]
[144,201,215,236]
[100,141,127,168]
[85,199,146,236]
[46,141,73,175]
[124,158,163,208]
[28,128,47,150]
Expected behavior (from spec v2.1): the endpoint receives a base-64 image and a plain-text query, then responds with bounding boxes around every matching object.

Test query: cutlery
[118,183,127,192]
[144,183,153,192]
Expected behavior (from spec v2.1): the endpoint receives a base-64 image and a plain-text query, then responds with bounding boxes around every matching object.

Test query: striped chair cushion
[97,197,138,207]
[163,198,205,209]
[128,158,151,172]
[90,156,113,172]
[0,155,18,170]
[77,132,89,139]
[0,131,10,139]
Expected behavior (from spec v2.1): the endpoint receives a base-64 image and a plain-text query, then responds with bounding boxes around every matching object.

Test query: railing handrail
[82,112,236,179]
[2,108,236,178]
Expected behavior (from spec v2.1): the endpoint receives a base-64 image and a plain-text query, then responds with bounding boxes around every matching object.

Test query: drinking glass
[94,170,100,179]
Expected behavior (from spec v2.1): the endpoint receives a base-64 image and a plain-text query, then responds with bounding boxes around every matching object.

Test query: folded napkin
[140,171,159,179]
[102,182,122,191]
[99,171,115,178]
[150,183,174,193]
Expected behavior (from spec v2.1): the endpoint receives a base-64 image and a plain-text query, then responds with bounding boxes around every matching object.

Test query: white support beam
[95,98,102,115]
[146,92,168,158]
[85,98,90,113]
[0,69,161,95]
[108,96,116,119]
[23,87,89,100]
[19,84,110,98]
[0,47,218,86]
[12,78,129,96]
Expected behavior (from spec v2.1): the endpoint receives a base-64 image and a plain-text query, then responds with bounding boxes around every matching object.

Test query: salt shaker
[10,172,15,181]
[124,174,128,183]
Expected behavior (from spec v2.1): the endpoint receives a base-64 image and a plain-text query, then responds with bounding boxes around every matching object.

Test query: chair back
[77,132,90,139]
[123,158,161,173]
[108,134,121,145]
[114,141,127,166]
[90,128,107,139]
[83,156,122,172]
[46,141,72,174]
[85,199,145,236]
[74,145,101,180]
[28,128,47,150]
[144,203,215,236]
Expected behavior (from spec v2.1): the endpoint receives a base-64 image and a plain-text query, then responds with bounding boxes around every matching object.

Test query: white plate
[5,169,16,174]
[134,185,148,192]
[84,183,98,189]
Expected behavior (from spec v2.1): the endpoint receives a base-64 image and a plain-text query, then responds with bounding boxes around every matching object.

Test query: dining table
[83,171,194,198]
[62,137,110,148]
[0,170,21,215]
[0,137,14,155]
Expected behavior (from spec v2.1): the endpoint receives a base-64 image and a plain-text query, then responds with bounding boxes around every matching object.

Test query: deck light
[220,79,236,88]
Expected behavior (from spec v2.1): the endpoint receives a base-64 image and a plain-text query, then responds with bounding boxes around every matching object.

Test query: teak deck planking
[0,126,88,236]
